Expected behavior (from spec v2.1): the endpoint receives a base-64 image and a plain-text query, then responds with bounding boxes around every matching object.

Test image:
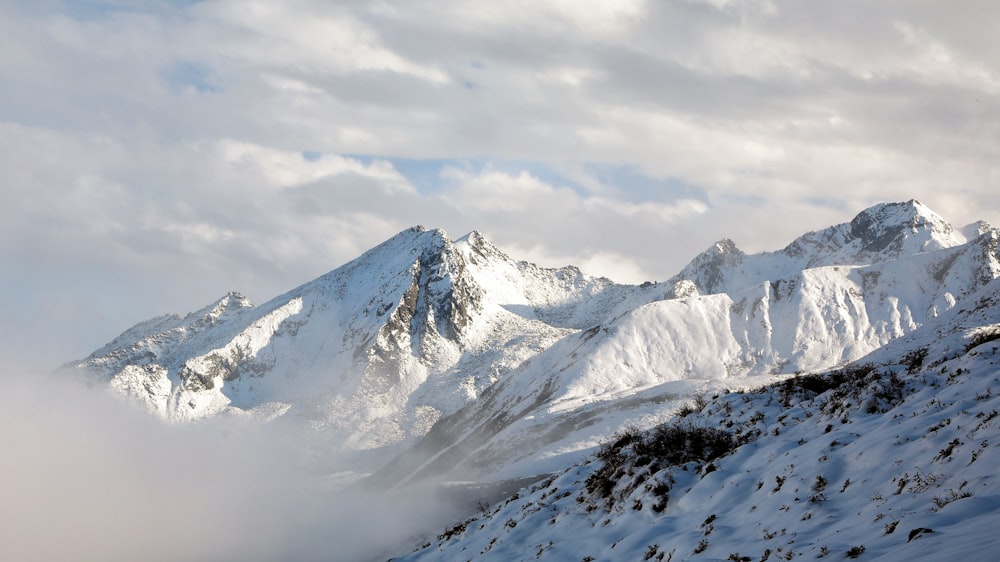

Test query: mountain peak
[187,290,253,324]
[671,200,968,296]
[850,199,937,230]
[457,229,487,245]
[455,230,513,266]
[396,225,450,245]
[711,238,740,254]
[337,226,455,277]
[848,199,960,255]
[671,238,746,294]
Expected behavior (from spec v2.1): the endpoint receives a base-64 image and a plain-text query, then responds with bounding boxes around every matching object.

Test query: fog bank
[0,373,455,561]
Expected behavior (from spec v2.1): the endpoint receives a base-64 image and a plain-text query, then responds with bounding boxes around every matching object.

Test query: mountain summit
[64,201,1000,476]
[846,199,962,255]
[670,199,969,295]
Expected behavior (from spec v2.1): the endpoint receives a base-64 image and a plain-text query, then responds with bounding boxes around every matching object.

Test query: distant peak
[710,238,740,254]
[851,200,943,228]
[381,225,452,248]
[214,290,253,309]
[671,237,746,295]
[457,230,487,244]
[456,230,496,250]
[312,226,460,286]
[455,230,514,264]
[962,220,994,239]
[182,290,253,327]
[683,238,743,270]
[851,199,951,237]
[849,200,954,250]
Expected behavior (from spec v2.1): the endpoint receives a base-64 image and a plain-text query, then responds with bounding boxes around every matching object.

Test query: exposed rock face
[364,230,484,393]
[675,238,745,295]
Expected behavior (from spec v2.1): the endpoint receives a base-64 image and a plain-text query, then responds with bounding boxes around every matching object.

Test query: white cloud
[501,242,654,284]
[440,167,579,213]
[434,167,713,283]
[584,197,709,223]
[193,1,449,83]
[410,0,647,39]
[216,141,413,190]
[2,0,999,369]
[893,21,1000,92]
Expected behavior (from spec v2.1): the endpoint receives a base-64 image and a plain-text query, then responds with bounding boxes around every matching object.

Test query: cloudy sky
[3,0,998,371]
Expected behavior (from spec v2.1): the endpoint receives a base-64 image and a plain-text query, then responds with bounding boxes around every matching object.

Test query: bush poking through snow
[585,422,738,508]
[903,347,929,373]
[774,363,909,416]
[965,327,1000,352]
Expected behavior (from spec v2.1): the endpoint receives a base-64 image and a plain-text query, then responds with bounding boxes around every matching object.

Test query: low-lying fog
[0,372,461,562]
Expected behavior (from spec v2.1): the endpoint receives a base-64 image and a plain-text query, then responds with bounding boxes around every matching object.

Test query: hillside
[391,276,1000,561]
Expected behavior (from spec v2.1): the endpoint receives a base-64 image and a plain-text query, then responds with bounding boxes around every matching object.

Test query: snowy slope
[373,224,1000,483]
[391,276,1000,561]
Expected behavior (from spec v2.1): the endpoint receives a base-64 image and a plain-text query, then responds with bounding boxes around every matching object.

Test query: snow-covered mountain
[373,201,1000,483]
[65,200,999,480]
[63,226,656,467]
[390,274,1000,561]
[668,200,971,296]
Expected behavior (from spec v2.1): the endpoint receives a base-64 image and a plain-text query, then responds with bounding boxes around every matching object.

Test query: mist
[0,372,460,562]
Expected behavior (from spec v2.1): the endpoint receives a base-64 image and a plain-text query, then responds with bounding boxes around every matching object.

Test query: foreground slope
[392,276,1000,561]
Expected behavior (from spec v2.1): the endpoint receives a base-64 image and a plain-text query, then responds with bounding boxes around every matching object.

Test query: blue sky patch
[582,164,709,205]
[64,0,204,20]
[340,155,708,205]
[163,62,217,94]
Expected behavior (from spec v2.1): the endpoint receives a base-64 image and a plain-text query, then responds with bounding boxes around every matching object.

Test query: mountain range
[64,200,999,477]
[61,199,1000,559]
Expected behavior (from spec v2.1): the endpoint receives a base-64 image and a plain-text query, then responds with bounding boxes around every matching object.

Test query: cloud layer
[0,373,460,561]
[1,1,998,368]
